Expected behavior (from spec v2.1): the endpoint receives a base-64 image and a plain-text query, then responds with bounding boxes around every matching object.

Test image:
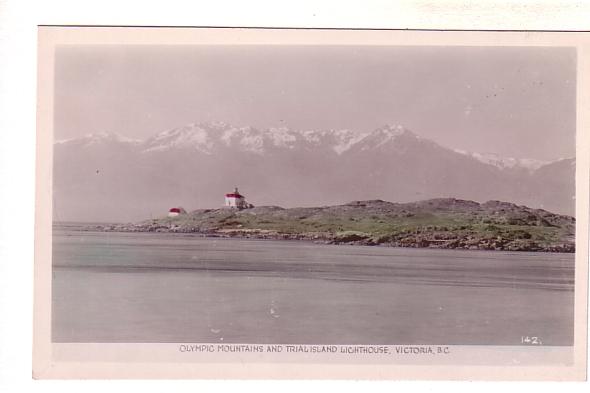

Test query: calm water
[52,226,575,345]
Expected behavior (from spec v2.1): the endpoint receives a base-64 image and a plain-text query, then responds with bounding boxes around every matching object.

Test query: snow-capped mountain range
[61,122,384,156]
[55,131,141,147]
[53,122,575,222]
[453,150,549,172]
[57,122,562,171]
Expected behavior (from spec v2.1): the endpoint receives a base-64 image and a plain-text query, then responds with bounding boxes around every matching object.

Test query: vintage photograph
[34,27,588,379]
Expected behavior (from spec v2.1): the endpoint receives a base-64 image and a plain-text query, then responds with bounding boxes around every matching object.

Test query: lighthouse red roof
[169,207,181,213]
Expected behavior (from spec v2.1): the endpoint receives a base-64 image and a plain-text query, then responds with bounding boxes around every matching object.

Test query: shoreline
[58,223,575,253]
[53,198,576,253]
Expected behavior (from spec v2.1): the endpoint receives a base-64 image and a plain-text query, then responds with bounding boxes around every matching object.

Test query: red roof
[169,208,181,213]
[225,193,244,198]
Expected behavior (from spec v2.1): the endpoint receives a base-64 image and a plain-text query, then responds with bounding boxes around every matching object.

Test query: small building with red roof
[168,207,187,217]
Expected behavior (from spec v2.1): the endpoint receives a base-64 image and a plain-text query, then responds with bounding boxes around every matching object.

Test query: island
[94,198,575,252]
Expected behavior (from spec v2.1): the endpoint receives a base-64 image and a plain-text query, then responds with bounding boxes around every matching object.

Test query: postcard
[33,26,589,380]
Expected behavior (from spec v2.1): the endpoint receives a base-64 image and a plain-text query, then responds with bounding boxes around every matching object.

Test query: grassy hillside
[105,198,575,252]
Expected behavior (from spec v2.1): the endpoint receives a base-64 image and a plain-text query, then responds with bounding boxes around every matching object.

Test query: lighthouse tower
[224,187,248,209]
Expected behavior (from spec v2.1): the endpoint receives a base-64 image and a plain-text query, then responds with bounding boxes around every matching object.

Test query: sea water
[52,225,574,345]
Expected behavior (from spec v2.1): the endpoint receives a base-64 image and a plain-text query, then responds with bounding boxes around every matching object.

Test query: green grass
[143,202,573,251]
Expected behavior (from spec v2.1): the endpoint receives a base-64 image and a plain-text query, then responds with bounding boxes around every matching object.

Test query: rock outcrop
[92,198,575,253]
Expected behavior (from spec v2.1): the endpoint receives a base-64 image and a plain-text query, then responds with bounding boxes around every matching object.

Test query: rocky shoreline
[84,198,576,253]
[92,221,574,253]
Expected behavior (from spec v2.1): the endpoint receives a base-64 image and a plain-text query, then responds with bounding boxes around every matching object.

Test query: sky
[54,45,576,161]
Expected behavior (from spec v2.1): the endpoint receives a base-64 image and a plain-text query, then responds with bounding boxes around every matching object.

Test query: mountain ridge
[53,121,576,222]
[56,121,571,168]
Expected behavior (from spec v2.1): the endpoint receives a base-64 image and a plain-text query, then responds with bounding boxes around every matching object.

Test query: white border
[33,26,589,381]
[2,0,590,392]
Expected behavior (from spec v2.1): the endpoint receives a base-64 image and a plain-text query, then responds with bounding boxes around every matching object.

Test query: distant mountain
[454,150,548,172]
[527,158,576,214]
[55,132,141,148]
[137,122,368,156]
[53,122,575,222]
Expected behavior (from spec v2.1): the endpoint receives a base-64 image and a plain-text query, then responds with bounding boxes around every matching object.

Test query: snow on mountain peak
[266,127,299,149]
[143,122,303,154]
[379,124,408,135]
[220,126,298,154]
[206,120,230,129]
[140,122,373,155]
[356,124,413,151]
[454,150,549,172]
[55,132,141,147]
[57,123,555,175]
[299,129,369,154]
[57,122,421,156]
[220,126,264,153]
[143,124,214,153]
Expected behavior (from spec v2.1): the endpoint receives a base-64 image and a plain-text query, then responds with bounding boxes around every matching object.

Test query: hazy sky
[55,45,576,160]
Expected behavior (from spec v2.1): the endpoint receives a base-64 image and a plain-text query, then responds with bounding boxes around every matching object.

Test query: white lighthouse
[224,187,249,209]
